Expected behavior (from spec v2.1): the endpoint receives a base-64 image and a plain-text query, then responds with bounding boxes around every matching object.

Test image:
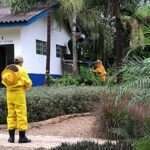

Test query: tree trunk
[112,0,131,83]
[115,18,124,67]
[72,15,79,75]
[45,13,51,85]
[112,0,124,83]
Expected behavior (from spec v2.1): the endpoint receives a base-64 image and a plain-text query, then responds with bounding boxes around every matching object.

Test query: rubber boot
[8,129,15,143]
[18,131,31,143]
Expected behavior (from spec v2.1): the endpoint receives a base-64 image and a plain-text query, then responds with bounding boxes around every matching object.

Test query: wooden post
[45,13,51,85]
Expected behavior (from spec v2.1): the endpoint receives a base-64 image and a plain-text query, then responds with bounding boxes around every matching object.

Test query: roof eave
[0,2,58,27]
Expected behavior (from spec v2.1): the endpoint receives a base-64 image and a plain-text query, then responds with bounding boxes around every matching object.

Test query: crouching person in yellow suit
[93,59,107,81]
[1,56,32,143]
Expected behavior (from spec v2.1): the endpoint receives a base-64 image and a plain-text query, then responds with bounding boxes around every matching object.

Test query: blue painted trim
[24,9,49,25]
[29,73,45,86]
[29,73,61,86]
[0,9,50,27]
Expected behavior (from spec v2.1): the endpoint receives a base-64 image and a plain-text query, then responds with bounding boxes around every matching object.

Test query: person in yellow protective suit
[1,56,32,143]
[93,59,107,81]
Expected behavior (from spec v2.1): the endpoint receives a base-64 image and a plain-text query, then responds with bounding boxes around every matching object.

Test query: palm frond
[143,25,150,46]
[59,0,85,16]
[135,4,150,21]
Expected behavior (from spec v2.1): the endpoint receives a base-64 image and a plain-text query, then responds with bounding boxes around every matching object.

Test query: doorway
[0,44,14,86]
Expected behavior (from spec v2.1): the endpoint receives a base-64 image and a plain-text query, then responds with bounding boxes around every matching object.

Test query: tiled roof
[0,8,46,23]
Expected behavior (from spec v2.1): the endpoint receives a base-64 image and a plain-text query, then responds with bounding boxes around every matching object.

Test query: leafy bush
[0,86,105,124]
[48,66,102,86]
[0,89,6,124]
[108,57,150,88]
[45,75,56,86]
[50,141,133,150]
[79,66,102,86]
[54,74,80,86]
[121,57,150,83]
[134,136,150,150]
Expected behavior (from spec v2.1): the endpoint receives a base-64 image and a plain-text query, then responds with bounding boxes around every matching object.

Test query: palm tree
[124,4,150,56]
[135,4,150,46]
[58,0,85,75]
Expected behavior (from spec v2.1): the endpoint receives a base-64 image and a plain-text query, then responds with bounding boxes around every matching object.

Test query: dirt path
[29,115,96,138]
[0,113,100,149]
[1,113,96,137]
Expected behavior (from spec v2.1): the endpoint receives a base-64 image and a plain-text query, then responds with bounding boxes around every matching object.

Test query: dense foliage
[50,141,133,150]
[7,0,149,63]
[0,86,104,124]
[135,136,150,150]
[50,66,103,86]
[94,92,150,140]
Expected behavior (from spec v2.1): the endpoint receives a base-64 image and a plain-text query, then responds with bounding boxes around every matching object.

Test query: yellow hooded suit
[94,63,107,81]
[1,64,32,131]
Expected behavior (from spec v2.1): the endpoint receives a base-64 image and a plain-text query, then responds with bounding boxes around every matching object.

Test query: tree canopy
[5,0,150,68]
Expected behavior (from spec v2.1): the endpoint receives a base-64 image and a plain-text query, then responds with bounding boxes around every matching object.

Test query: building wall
[51,19,70,75]
[0,27,21,56]
[20,17,70,85]
[21,17,70,75]
[0,17,70,86]
[20,17,47,74]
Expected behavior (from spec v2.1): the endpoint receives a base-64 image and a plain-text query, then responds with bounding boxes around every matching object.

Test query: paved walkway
[0,134,109,150]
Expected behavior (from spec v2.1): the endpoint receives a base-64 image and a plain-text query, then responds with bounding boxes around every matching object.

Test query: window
[56,45,66,58]
[36,40,47,55]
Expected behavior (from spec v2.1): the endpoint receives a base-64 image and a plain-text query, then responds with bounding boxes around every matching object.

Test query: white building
[0,4,70,86]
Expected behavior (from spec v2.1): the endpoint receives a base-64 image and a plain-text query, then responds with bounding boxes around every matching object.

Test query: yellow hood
[1,68,21,86]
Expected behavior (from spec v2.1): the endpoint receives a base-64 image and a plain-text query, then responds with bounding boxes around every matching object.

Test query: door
[0,44,14,86]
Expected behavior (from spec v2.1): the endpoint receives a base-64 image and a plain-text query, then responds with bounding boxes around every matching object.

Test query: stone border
[0,113,92,130]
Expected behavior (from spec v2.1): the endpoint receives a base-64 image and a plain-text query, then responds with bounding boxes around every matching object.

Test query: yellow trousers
[6,90,28,131]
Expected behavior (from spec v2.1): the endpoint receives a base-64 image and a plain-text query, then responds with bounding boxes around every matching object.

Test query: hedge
[0,86,106,124]
[37,141,133,150]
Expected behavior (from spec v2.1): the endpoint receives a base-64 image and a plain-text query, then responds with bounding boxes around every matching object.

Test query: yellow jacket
[1,65,32,91]
[94,64,107,81]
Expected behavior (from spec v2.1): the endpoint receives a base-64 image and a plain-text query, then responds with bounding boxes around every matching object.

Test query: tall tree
[77,0,142,66]
[9,0,36,13]
[58,0,85,75]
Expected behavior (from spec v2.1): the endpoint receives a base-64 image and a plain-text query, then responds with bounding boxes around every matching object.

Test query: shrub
[0,89,6,124]
[121,58,150,85]
[54,74,80,86]
[45,75,55,86]
[50,141,133,150]
[27,86,106,122]
[79,66,102,86]
[0,86,105,124]
[94,92,150,140]
[48,66,102,86]
[134,136,150,150]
